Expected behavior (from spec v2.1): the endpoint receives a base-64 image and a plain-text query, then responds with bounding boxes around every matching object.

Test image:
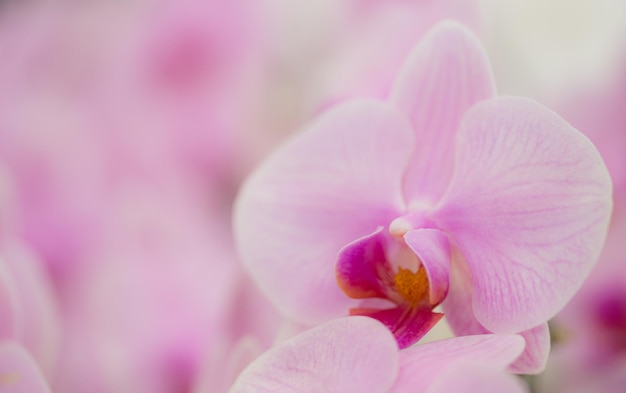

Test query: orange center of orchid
[393,266,429,304]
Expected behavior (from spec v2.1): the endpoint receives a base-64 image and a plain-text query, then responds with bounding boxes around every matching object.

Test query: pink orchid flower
[0,341,52,393]
[229,316,529,393]
[234,20,612,373]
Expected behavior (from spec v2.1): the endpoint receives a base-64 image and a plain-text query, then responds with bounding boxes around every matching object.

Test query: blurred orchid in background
[0,0,623,392]
[0,341,52,393]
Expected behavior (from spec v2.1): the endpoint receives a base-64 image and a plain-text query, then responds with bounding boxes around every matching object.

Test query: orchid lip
[336,229,445,348]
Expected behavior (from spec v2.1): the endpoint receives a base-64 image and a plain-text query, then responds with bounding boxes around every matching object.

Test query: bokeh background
[0,0,625,392]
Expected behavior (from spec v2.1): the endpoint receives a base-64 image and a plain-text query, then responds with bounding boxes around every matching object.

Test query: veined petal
[391,334,525,393]
[234,100,414,324]
[0,341,51,393]
[390,20,495,205]
[229,317,398,393]
[426,361,529,393]
[435,97,613,333]
[404,228,451,305]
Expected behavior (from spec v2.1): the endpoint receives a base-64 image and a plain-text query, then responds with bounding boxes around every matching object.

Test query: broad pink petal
[229,317,398,393]
[435,96,613,333]
[0,341,51,393]
[351,306,443,349]
[234,100,414,324]
[391,334,525,393]
[390,20,495,205]
[336,227,391,300]
[426,361,529,393]
[404,228,451,304]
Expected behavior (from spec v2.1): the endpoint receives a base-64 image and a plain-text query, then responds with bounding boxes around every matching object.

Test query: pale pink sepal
[234,100,414,324]
[228,317,398,393]
[404,228,451,304]
[391,334,525,393]
[0,341,51,393]
[426,361,529,393]
[435,96,613,333]
[391,20,495,205]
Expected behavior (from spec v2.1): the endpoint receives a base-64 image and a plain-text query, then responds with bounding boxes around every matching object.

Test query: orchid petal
[229,317,398,393]
[391,334,525,393]
[404,228,451,304]
[390,20,495,205]
[0,341,51,393]
[426,361,529,393]
[234,100,414,324]
[435,97,613,333]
